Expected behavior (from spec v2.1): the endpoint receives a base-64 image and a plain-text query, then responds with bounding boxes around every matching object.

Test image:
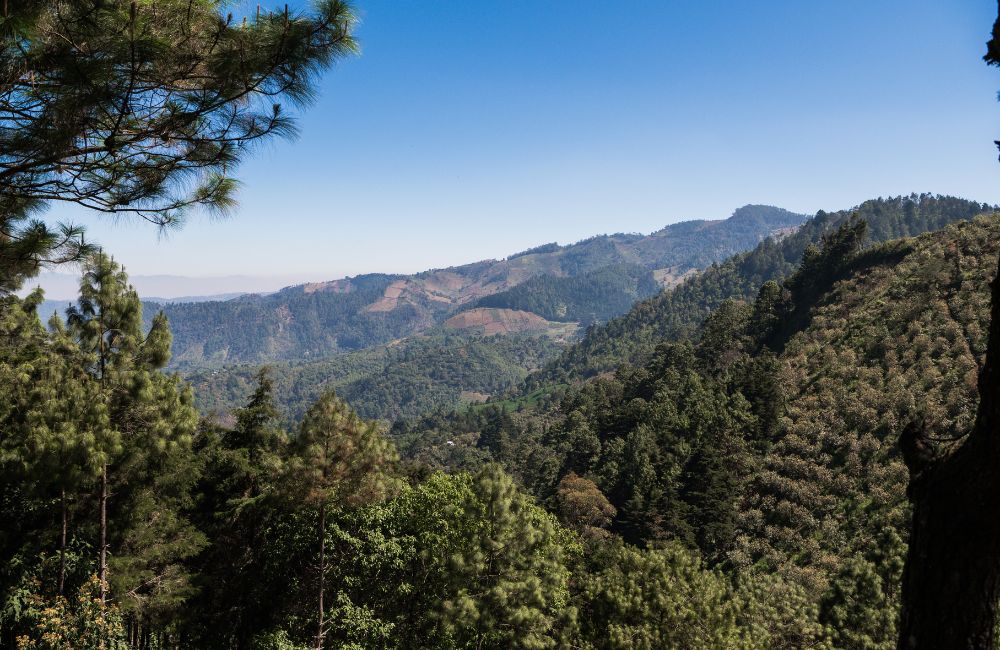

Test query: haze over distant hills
[24,272,312,302]
[35,290,252,326]
[149,205,808,368]
[27,273,311,324]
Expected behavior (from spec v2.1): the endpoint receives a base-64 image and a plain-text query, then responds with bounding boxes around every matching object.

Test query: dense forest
[531,194,994,387]
[188,330,568,423]
[5,0,1000,648]
[390,210,1000,649]
[192,195,995,426]
[6,201,998,649]
[473,263,660,325]
[178,195,989,422]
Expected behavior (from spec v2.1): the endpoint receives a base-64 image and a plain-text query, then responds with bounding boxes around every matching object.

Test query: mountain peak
[729,203,806,222]
[729,204,808,224]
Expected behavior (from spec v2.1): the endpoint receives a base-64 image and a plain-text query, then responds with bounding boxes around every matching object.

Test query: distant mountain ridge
[146,293,249,304]
[185,194,996,424]
[36,292,247,326]
[152,205,808,367]
[526,194,996,387]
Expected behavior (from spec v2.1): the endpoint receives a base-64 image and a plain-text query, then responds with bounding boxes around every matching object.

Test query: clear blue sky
[42,0,1000,285]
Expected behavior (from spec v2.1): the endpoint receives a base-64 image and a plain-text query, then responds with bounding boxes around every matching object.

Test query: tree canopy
[0,0,357,290]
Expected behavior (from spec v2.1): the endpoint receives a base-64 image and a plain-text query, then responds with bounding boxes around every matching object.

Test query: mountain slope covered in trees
[473,263,660,324]
[7,205,998,649]
[187,195,991,425]
[0,255,836,650]
[529,194,993,386]
[390,209,1000,649]
[189,326,572,423]
[149,205,806,367]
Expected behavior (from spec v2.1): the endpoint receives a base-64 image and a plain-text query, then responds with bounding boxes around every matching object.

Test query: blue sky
[39,0,1000,289]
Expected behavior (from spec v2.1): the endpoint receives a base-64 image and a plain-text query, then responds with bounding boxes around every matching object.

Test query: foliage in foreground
[397,210,1000,649]
[4,204,1000,648]
[0,253,839,649]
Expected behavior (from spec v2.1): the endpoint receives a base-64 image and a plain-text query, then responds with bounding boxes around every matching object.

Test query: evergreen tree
[439,464,575,650]
[0,0,358,290]
[680,426,746,564]
[615,425,669,544]
[290,391,397,650]
[66,253,201,627]
[19,317,106,596]
[185,369,292,647]
[578,541,743,650]
[820,556,896,650]
[0,293,107,599]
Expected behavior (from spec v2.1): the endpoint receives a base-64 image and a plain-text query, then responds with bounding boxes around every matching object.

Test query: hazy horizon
[27,202,801,298]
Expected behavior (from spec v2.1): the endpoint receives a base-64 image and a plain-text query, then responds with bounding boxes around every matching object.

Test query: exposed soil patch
[443,308,552,335]
[366,280,409,312]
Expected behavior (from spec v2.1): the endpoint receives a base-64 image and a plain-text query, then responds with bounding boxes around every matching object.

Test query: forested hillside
[530,194,993,386]
[189,328,570,423]
[0,254,833,650]
[473,263,660,324]
[150,205,805,367]
[159,274,413,366]
[7,205,996,649]
[186,195,992,425]
[389,211,1000,649]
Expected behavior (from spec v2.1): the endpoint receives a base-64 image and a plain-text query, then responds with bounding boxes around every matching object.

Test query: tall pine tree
[291,391,397,650]
[66,253,201,625]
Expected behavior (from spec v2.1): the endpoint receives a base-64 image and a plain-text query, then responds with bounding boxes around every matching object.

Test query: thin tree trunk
[58,487,67,595]
[99,463,108,603]
[897,254,1000,649]
[316,501,326,650]
[98,303,109,604]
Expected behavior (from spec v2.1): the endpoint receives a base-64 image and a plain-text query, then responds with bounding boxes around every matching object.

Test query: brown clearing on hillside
[366,280,409,312]
[443,308,552,335]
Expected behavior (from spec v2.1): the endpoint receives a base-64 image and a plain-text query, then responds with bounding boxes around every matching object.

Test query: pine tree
[231,369,287,464]
[0,1,358,291]
[184,369,292,647]
[579,541,742,650]
[66,253,201,618]
[680,426,746,563]
[441,464,574,650]
[291,391,397,650]
[17,313,107,596]
[0,292,106,602]
[820,556,896,650]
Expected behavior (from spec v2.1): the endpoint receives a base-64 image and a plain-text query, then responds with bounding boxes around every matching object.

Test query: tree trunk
[99,463,108,603]
[58,487,67,595]
[98,307,109,604]
[316,501,326,650]
[897,254,1000,649]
